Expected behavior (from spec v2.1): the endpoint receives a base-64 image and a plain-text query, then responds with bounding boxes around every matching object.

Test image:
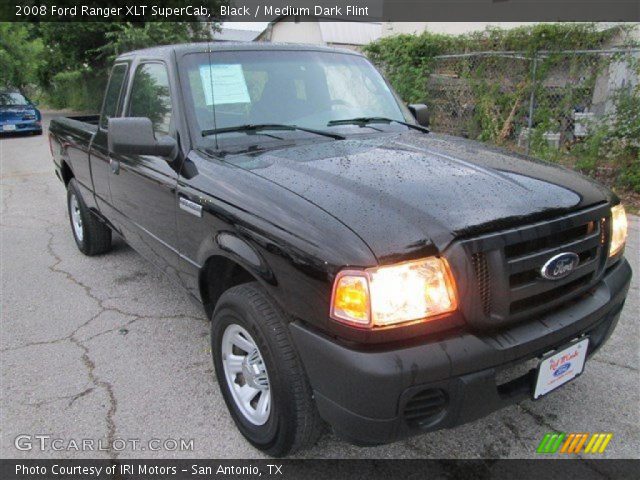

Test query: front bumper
[290,258,632,445]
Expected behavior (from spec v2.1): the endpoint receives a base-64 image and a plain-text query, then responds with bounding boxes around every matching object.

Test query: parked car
[0,90,42,135]
[48,43,632,457]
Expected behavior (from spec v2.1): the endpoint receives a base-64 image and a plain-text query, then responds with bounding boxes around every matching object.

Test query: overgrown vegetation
[363,23,622,103]
[364,23,640,201]
[0,23,44,95]
[572,85,640,193]
[41,22,214,111]
[0,20,219,111]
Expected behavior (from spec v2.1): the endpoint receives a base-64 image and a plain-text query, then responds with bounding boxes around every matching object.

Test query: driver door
[107,60,181,273]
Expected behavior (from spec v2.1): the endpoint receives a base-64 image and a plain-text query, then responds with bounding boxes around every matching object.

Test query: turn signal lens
[330,257,458,328]
[330,273,370,325]
[609,204,628,257]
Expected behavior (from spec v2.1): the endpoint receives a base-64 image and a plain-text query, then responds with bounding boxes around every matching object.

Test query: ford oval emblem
[553,363,571,377]
[540,252,579,280]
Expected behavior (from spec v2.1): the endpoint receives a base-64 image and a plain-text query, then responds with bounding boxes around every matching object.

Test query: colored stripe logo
[537,433,565,454]
[536,433,613,454]
[584,433,613,454]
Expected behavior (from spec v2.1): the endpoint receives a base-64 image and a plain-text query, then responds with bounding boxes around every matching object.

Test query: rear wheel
[67,179,112,255]
[211,283,324,457]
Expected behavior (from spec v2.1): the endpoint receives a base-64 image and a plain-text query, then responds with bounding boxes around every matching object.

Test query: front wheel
[211,283,324,457]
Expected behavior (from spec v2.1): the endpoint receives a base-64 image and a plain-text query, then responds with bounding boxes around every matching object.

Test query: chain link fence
[426,48,640,158]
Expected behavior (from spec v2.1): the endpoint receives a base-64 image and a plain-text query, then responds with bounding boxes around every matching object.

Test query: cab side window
[100,64,128,129]
[128,63,173,137]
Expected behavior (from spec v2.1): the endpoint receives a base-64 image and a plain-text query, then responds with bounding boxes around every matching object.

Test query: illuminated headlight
[330,257,458,328]
[609,204,628,257]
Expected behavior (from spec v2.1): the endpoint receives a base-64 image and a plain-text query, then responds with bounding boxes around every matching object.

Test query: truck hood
[224,131,613,263]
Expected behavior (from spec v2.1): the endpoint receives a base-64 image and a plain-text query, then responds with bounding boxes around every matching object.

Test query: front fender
[197,230,277,287]
[181,150,379,334]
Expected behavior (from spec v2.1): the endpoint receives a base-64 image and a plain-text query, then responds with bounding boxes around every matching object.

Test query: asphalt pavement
[1,113,638,459]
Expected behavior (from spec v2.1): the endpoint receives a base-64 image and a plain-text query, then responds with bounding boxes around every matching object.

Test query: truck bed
[66,114,100,125]
[49,115,100,201]
[50,114,100,135]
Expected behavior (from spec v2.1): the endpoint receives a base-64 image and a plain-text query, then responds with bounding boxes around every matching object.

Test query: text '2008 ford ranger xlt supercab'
[49,43,632,457]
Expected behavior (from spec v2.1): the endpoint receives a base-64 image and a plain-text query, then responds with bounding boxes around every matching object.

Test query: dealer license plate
[2,124,17,131]
[533,338,589,399]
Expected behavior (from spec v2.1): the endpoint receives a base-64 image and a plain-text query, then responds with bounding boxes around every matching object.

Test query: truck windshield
[182,49,411,147]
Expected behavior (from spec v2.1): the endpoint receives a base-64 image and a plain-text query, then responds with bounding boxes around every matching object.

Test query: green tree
[35,20,220,110]
[36,21,215,83]
[0,23,44,92]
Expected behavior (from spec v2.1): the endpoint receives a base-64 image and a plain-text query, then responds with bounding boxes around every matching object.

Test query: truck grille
[456,204,610,328]
[505,218,601,317]
[472,253,491,316]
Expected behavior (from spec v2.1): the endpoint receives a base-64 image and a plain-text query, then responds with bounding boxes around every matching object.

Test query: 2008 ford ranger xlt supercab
[49,43,632,457]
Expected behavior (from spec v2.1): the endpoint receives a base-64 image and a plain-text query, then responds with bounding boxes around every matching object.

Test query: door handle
[179,195,203,218]
[109,157,120,174]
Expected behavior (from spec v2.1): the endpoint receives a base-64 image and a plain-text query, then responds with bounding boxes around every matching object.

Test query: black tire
[211,282,324,457]
[67,178,112,256]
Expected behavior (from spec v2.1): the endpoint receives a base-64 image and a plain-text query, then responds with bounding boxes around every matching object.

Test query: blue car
[0,90,42,135]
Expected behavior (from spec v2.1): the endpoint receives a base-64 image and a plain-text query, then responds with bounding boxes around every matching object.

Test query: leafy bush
[621,154,640,192]
[34,22,215,112]
[573,85,640,192]
[363,23,622,104]
[0,24,44,96]
[364,33,460,102]
[45,70,107,112]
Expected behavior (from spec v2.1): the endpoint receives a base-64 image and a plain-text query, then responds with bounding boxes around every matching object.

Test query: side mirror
[108,117,177,158]
[408,104,430,128]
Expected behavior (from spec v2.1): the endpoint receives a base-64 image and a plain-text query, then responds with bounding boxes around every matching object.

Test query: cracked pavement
[1,113,638,459]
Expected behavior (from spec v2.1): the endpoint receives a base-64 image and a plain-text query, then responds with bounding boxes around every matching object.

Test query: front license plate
[2,124,17,131]
[533,338,589,399]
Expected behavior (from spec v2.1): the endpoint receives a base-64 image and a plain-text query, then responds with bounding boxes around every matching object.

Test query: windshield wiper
[202,124,345,140]
[327,117,429,133]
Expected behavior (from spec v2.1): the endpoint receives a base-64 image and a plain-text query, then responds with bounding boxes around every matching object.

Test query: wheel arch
[198,236,277,319]
[60,159,74,186]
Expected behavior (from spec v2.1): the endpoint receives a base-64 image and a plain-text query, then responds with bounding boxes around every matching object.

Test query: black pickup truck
[49,43,632,457]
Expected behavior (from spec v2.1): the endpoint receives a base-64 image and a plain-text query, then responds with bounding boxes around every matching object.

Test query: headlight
[609,204,628,257]
[330,257,458,328]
